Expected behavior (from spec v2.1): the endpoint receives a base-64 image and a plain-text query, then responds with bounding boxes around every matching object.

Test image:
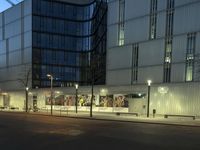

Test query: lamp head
[75,84,79,89]
[47,74,51,77]
[147,80,152,86]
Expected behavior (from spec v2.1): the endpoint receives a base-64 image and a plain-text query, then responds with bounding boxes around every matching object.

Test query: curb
[0,111,200,128]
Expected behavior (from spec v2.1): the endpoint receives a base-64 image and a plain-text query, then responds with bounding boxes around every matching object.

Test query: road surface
[0,112,200,150]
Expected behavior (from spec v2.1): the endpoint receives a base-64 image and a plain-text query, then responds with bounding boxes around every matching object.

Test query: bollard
[153,109,156,118]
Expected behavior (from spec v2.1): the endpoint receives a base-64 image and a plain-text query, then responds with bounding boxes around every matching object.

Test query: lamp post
[147,80,152,118]
[25,87,29,112]
[47,74,53,115]
[75,84,79,114]
[90,68,95,118]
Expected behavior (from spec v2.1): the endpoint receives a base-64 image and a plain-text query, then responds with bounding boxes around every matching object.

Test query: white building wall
[151,82,200,115]
[125,0,150,20]
[171,64,185,82]
[174,2,200,35]
[0,54,6,68]
[156,11,166,39]
[107,45,132,70]
[0,28,2,40]
[125,16,149,44]
[8,35,22,52]
[139,39,164,67]
[172,35,187,63]
[9,91,25,110]
[138,66,163,84]
[24,0,32,16]
[107,24,118,48]
[107,0,200,86]
[2,82,200,116]
[0,96,3,106]
[0,14,2,27]
[157,0,166,11]
[0,0,32,91]
[107,0,119,25]
[4,4,22,25]
[0,40,6,54]
[175,0,200,7]
[107,69,131,85]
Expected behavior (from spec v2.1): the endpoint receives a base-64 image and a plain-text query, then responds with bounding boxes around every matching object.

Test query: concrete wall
[0,0,32,90]
[106,0,200,86]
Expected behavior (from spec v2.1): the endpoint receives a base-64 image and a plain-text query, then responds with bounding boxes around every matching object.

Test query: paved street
[0,112,200,150]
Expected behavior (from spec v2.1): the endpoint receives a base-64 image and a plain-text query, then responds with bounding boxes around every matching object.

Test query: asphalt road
[0,112,200,150]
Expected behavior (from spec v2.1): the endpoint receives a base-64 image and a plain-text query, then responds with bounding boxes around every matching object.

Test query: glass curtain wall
[32,0,107,88]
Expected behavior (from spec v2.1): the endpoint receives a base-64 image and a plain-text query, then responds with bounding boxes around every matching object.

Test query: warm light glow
[101,89,105,93]
[75,84,79,90]
[28,92,33,96]
[147,80,152,86]
[2,93,8,96]
[47,74,52,78]
[100,89,108,96]
[158,86,169,94]
[55,91,61,94]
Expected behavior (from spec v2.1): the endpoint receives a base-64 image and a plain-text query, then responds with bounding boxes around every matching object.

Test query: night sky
[0,0,23,13]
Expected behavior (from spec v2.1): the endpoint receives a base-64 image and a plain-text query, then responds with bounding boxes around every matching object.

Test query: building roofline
[0,0,99,14]
[0,0,24,14]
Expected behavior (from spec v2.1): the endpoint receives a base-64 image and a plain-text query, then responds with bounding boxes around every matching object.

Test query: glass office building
[3,0,200,116]
[32,0,107,88]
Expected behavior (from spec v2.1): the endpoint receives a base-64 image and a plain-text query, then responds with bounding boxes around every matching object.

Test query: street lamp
[47,74,53,115]
[147,80,152,118]
[25,87,29,112]
[75,84,79,114]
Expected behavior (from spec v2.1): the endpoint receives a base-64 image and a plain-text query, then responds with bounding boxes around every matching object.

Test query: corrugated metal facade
[1,82,200,116]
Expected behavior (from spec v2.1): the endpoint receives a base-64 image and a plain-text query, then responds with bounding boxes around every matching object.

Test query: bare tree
[17,65,31,112]
[89,53,105,117]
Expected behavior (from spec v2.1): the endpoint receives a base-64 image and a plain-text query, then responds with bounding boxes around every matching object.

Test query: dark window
[132,43,139,84]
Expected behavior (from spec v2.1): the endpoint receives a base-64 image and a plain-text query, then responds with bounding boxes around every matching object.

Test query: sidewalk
[32,110,200,127]
[1,109,200,127]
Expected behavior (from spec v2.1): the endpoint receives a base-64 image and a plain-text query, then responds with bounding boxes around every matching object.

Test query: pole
[90,69,94,118]
[147,85,151,118]
[25,89,28,112]
[75,88,78,113]
[50,76,53,115]
[90,82,94,117]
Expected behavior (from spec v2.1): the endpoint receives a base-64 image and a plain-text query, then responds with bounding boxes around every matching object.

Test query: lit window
[163,0,174,83]
[185,33,196,82]
[118,0,125,46]
[149,0,157,40]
